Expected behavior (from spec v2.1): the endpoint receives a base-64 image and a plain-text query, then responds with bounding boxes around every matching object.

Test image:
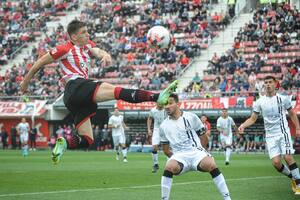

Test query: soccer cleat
[52,137,67,165]
[295,186,300,195]
[292,180,296,193]
[157,80,178,105]
[225,161,230,165]
[152,164,159,173]
[123,158,128,163]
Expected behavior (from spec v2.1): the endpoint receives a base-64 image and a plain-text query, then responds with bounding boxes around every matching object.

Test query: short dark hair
[67,20,86,36]
[264,75,276,81]
[169,93,179,103]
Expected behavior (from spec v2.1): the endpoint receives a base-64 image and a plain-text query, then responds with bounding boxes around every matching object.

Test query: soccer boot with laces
[157,80,178,105]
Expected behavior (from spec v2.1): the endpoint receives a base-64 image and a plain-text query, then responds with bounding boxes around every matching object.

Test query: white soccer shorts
[169,148,211,175]
[152,128,160,146]
[112,134,126,146]
[220,135,233,147]
[266,133,295,159]
[20,133,29,144]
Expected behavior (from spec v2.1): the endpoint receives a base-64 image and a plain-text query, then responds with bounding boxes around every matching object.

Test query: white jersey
[149,107,166,129]
[253,93,292,138]
[17,122,30,135]
[108,115,125,137]
[159,111,205,153]
[217,116,235,137]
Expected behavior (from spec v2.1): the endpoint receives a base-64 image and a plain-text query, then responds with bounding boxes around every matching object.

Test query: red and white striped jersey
[49,40,96,84]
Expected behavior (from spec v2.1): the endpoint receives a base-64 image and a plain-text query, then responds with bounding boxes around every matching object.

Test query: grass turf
[0,150,299,200]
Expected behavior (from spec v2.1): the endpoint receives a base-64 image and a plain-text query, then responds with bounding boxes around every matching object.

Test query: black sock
[114,87,159,103]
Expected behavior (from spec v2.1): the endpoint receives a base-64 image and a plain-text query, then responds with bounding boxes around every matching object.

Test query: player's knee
[272,159,282,170]
[165,161,183,175]
[199,157,216,172]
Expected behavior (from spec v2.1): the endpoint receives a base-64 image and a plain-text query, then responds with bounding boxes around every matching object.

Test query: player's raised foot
[157,80,178,105]
[292,180,297,193]
[152,164,159,173]
[52,137,67,165]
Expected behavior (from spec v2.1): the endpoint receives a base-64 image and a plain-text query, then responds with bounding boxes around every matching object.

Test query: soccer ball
[147,26,171,49]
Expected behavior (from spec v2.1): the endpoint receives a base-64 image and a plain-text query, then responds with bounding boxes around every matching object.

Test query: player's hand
[238,125,245,134]
[100,52,112,67]
[20,80,29,93]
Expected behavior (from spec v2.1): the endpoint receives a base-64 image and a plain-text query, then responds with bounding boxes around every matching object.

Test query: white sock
[161,176,173,200]
[212,173,231,200]
[152,152,159,165]
[225,147,231,162]
[289,164,300,186]
[122,148,127,158]
[279,164,292,177]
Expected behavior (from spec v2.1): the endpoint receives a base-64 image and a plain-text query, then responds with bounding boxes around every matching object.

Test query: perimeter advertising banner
[0,100,47,118]
[116,97,255,110]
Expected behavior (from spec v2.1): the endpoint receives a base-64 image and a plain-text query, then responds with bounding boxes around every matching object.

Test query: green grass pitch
[0,150,300,200]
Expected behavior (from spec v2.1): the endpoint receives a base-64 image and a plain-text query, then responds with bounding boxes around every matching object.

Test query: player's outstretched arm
[238,112,258,133]
[20,53,54,93]
[147,116,153,136]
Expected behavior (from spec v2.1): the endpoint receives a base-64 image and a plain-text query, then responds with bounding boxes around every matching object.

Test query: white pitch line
[0,176,284,198]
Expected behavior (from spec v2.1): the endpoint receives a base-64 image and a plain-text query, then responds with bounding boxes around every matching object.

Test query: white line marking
[0,176,284,197]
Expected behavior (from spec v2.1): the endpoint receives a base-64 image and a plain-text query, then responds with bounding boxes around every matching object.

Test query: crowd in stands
[185,3,300,98]
[0,0,79,65]
[1,0,230,100]
[83,0,229,90]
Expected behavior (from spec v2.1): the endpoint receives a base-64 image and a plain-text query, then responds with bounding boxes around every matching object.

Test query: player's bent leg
[161,160,183,200]
[198,157,231,200]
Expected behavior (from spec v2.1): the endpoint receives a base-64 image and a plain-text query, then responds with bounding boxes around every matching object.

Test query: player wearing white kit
[239,75,300,194]
[108,108,129,162]
[217,108,237,165]
[160,94,231,200]
[17,118,30,156]
[147,103,166,173]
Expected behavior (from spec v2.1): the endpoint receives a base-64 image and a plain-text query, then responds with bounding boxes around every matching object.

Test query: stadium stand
[185,3,300,98]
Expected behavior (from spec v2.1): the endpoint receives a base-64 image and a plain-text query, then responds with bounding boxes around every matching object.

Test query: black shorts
[63,78,102,128]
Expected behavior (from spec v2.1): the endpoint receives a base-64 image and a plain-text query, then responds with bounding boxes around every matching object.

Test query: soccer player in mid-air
[238,75,300,194]
[20,20,178,164]
[217,108,238,165]
[160,94,231,200]
[108,108,129,162]
[147,102,166,172]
